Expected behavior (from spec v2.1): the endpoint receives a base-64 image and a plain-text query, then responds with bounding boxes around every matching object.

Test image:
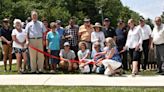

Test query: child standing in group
[46,22,60,73]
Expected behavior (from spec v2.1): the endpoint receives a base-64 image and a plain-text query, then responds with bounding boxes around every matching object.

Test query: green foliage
[0,86,164,92]
[161,12,164,23]
[0,0,141,26]
[145,18,154,29]
[96,0,123,26]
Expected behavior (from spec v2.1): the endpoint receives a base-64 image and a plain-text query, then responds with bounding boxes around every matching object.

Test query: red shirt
[43,27,51,46]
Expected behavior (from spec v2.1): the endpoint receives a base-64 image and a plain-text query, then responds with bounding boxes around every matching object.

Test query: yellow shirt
[79,25,94,42]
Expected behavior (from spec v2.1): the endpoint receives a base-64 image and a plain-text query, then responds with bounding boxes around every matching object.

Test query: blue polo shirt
[46,31,60,50]
[116,28,126,49]
[56,27,64,39]
[56,27,64,45]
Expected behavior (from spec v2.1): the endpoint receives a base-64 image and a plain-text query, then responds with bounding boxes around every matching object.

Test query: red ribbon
[29,45,94,64]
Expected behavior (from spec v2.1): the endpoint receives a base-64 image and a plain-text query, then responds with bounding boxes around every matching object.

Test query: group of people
[0,10,164,76]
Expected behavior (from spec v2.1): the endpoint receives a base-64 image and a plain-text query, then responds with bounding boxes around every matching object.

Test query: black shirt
[102,27,116,38]
[0,28,12,44]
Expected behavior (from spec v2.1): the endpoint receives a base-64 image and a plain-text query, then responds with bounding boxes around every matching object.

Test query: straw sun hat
[93,22,102,28]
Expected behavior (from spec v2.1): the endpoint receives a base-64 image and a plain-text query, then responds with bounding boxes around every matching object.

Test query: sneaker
[31,72,37,74]
[21,69,27,74]
[156,70,162,74]
[9,69,12,72]
[131,73,138,77]
[38,69,44,74]
[117,69,123,76]
[17,71,22,74]
[36,71,39,74]
[131,73,136,77]
[21,69,25,72]
[9,68,12,72]
[4,70,7,72]
[50,70,55,73]
[140,69,144,72]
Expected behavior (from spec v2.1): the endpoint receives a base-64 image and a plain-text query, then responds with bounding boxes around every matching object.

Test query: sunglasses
[64,45,70,47]
[3,21,9,23]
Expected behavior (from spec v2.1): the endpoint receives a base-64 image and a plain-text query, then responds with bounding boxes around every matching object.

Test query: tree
[161,12,164,23]
[0,0,141,27]
[96,0,123,26]
[145,18,154,29]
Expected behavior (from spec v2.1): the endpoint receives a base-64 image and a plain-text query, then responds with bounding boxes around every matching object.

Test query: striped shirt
[25,20,46,38]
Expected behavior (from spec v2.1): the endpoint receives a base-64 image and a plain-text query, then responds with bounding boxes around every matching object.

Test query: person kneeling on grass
[96,37,122,76]
[12,19,28,74]
[46,22,60,73]
[91,42,105,74]
[78,41,93,73]
[59,42,78,72]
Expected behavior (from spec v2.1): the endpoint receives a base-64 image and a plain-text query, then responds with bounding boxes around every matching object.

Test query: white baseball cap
[64,42,70,46]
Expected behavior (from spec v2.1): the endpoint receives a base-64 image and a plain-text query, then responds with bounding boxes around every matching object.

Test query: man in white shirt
[138,17,152,70]
[25,11,46,73]
[151,17,164,74]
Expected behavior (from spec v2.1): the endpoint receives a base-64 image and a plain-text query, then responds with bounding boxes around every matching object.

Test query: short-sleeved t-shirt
[59,49,76,60]
[0,28,12,44]
[151,24,164,45]
[12,29,27,48]
[78,49,90,59]
[43,28,51,40]
[46,31,60,50]
[79,25,94,41]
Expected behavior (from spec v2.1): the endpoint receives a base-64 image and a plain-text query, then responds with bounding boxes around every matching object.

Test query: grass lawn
[0,63,163,92]
[0,64,18,75]
[0,86,163,92]
[0,63,158,76]
[0,64,81,75]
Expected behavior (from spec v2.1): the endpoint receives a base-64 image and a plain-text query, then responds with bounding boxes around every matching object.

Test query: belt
[143,39,149,41]
[29,37,42,39]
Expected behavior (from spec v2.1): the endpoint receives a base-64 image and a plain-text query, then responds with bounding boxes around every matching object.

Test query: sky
[120,0,164,19]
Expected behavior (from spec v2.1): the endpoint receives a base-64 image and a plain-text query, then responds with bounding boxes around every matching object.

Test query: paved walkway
[0,74,164,86]
[0,60,164,86]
